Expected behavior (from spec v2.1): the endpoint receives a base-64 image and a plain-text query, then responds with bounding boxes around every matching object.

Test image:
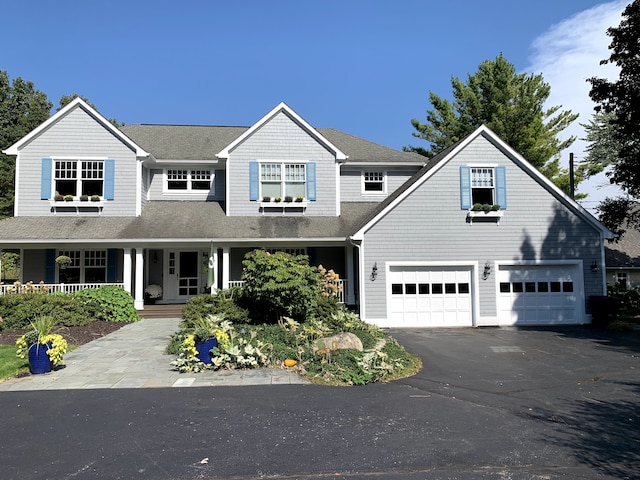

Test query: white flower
[144,284,163,298]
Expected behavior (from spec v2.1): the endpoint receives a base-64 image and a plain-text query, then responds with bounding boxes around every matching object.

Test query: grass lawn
[0,345,29,381]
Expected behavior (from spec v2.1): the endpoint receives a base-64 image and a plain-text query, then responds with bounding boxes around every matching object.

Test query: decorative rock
[314,332,363,352]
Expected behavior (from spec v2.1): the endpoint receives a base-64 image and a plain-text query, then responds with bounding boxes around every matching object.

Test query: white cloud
[526,1,627,212]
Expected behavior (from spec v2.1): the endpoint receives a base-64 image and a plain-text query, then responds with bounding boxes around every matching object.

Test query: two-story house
[0,98,613,327]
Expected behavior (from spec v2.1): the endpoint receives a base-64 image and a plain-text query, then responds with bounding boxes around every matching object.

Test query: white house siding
[147,168,224,201]
[227,111,337,216]
[361,134,604,326]
[15,106,138,217]
[141,166,150,208]
[340,167,421,202]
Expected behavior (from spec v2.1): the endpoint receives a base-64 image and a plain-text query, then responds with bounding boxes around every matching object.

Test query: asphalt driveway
[1,325,639,479]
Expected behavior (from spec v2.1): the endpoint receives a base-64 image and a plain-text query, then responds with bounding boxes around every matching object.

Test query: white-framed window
[165,169,213,192]
[57,250,106,283]
[260,162,306,199]
[264,248,307,256]
[471,167,495,205]
[54,160,104,197]
[616,272,628,289]
[363,170,386,193]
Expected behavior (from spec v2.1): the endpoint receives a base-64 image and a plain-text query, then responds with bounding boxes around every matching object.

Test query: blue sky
[1,0,629,207]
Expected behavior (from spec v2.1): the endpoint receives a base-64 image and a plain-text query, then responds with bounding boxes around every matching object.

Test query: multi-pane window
[166,169,213,191]
[264,248,307,256]
[471,168,494,204]
[58,250,106,283]
[363,171,385,192]
[260,163,306,198]
[54,161,104,197]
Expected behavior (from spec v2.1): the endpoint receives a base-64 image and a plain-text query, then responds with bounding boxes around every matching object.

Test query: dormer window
[165,169,213,192]
[470,167,494,204]
[363,171,386,193]
[260,162,306,198]
[55,160,104,197]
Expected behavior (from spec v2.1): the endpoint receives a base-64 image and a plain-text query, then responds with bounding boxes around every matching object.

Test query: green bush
[76,286,140,322]
[240,250,321,323]
[0,293,92,329]
[607,283,640,317]
[182,292,251,323]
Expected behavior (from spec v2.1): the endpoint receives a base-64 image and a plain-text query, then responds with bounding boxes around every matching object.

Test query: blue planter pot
[28,342,52,374]
[195,338,218,364]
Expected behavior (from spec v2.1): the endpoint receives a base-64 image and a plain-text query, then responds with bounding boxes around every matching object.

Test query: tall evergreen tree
[587,1,640,239]
[406,54,579,193]
[0,71,52,218]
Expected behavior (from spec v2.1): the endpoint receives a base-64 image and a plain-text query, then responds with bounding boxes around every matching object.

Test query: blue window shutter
[306,162,316,201]
[107,249,117,282]
[104,159,115,200]
[459,166,471,209]
[44,249,55,283]
[249,161,259,200]
[41,158,52,199]
[495,166,507,209]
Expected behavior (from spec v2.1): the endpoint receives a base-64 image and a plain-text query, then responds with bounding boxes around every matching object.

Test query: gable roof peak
[216,102,348,161]
[2,97,149,157]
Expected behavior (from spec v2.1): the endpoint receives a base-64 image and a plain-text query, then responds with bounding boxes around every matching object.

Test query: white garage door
[498,264,580,325]
[388,266,473,327]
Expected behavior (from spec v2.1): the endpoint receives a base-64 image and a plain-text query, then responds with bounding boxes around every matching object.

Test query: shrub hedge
[0,286,139,330]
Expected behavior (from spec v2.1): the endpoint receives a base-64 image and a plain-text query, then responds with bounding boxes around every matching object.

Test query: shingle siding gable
[361,134,604,321]
[15,107,138,217]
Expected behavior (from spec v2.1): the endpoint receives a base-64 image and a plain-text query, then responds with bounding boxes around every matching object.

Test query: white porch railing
[0,282,125,295]
[225,279,348,304]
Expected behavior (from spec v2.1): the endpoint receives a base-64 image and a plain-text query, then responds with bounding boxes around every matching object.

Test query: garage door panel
[388,266,473,327]
[498,265,581,326]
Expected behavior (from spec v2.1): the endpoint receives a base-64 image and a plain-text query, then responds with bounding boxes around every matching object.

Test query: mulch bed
[0,321,131,346]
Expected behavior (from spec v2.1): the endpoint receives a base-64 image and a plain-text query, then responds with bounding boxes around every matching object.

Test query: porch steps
[138,303,185,319]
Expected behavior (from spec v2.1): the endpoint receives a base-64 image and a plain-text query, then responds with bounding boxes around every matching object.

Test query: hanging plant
[55,255,72,266]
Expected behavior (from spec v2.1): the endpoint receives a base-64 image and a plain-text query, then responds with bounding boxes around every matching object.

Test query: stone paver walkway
[0,318,309,391]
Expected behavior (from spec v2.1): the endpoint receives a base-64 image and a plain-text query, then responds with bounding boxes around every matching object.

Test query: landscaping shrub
[182,291,250,324]
[607,283,640,317]
[76,286,140,322]
[239,250,321,323]
[0,293,91,329]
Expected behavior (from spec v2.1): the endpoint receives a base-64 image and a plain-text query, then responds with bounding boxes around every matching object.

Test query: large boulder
[314,332,363,352]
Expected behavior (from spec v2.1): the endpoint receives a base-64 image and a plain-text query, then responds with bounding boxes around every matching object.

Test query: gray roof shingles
[119,124,427,164]
[0,202,380,243]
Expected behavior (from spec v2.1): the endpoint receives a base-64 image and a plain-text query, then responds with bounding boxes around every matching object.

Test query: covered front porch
[10,244,357,310]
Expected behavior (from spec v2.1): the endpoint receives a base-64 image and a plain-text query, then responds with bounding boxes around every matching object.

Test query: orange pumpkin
[284,359,297,367]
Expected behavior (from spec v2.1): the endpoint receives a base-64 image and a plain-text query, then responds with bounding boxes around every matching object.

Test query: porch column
[211,246,219,293]
[346,246,355,304]
[222,247,230,289]
[123,248,132,295]
[134,248,144,310]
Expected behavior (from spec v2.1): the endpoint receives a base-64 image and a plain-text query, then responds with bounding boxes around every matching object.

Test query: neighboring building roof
[120,125,426,164]
[605,228,640,268]
[0,202,379,244]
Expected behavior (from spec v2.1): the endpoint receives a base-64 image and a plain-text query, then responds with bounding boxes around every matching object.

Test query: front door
[166,251,199,301]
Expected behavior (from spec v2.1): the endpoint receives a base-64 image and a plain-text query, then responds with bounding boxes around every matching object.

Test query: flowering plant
[55,255,72,266]
[15,315,68,366]
[144,284,163,298]
[171,314,268,372]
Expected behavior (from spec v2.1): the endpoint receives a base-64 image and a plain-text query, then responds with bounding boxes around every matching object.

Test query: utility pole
[569,152,575,199]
